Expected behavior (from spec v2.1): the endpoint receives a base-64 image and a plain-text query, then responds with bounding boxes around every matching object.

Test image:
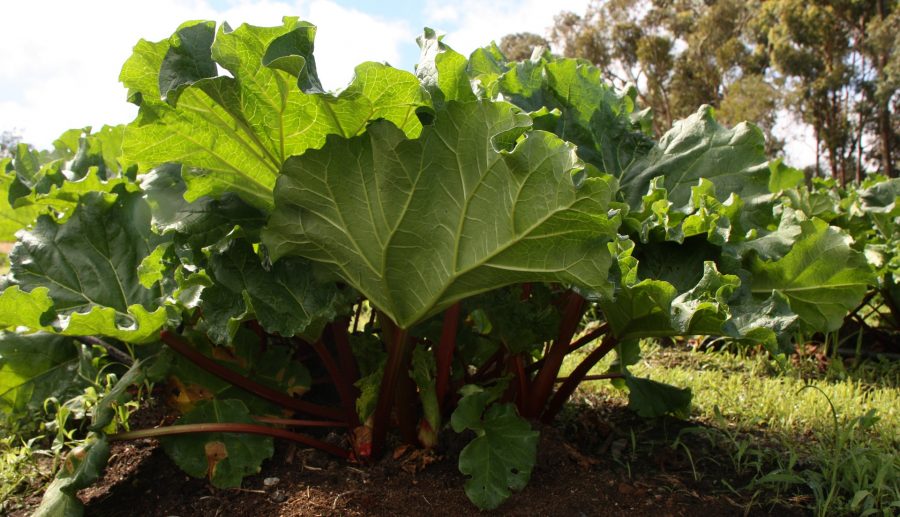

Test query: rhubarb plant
[0,18,881,515]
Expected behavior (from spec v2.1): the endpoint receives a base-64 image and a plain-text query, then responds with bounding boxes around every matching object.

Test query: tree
[755,0,899,183]
[0,130,22,158]
[864,0,899,178]
[545,0,898,183]
[499,32,549,61]
[717,74,782,151]
[547,0,782,151]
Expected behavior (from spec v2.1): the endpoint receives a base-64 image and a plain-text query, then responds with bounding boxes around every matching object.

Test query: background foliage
[503,0,900,185]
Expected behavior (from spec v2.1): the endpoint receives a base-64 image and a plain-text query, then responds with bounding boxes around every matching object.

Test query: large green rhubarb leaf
[623,176,745,245]
[600,236,797,354]
[600,260,739,341]
[461,39,654,178]
[746,218,874,332]
[0,286,53,331]
[416,28,477,106]
[625,375,692,419]
[619,107,773,240]
[263,100,619,329]
[201,238,347,343]
[0,169,45,241]
[503,59,652,178]
[140,164,266,254]
[726,290,798,354]
[620,106,770,211]
[1,126,134,240]
[464,47,769,245]
[0,332,94,427]
[121,18,430,211]
[7,191,168,342]
[7,143,64,203]
[160,399,274,488]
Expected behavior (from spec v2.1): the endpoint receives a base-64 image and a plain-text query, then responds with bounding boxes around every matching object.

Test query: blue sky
[0,0,815,165]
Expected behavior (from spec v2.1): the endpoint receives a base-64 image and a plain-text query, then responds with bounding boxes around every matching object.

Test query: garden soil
[14,394,807,516]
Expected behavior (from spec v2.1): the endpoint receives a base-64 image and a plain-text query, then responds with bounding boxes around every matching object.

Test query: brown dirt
[15,394,811,517]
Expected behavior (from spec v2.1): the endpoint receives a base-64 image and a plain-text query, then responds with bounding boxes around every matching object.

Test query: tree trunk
[815,124,821,179]
[825,92,845,186]
[825,119,842,185]
[857,109,863,184]
[829,144,843,186]
[877,0,896,178]
[879,107,895,178]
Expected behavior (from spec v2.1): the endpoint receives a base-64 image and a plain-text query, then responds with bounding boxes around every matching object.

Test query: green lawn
[564,342,900,516]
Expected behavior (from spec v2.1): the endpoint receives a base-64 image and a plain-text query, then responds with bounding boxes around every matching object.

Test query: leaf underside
[264,100,619,328]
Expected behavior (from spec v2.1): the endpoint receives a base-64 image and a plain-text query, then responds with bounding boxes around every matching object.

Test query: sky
[0,0,815,166]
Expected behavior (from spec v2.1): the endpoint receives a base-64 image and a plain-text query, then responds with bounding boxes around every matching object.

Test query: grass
[564,341,900,516]
[0,358,141,514]
[0,436,55,514]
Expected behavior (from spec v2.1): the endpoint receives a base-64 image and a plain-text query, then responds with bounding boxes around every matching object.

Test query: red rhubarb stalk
[160,330,345,421]
[110,423,349,458]
[526,323,608,374]
[435,302,461,407]
[369,316,411,458]
[252,415,348,427]
[526,291,586,418]
[311,338,361,427]
[541,334,618,423]
[510,354,529,414]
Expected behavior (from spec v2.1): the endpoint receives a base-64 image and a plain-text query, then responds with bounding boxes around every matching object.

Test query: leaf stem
[471,349,505,383]
[542,334,618,423]
[329,319,361,388]
[369,315,411,458]
[525,323,608,374]
[311,337,361,427]
[435,302,461,409]
[109,423,349,458]
[75,336,134,366]
[510,354,529,415]
[526,291,586,418]
[251,415,348,427]
[394,356,418,445]
[553,373,624,383]
[160,330,345,421]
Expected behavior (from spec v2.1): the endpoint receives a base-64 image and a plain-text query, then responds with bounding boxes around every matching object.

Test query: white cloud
[306,1,413,89]
[422,0,590,55]
[0,0,411,149]
[0,0,219,148]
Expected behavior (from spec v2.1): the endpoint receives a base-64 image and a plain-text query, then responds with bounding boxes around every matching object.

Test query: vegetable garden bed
[8,393,792,517]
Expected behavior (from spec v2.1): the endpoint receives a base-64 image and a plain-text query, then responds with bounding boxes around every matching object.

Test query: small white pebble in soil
[263,477,280,487]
